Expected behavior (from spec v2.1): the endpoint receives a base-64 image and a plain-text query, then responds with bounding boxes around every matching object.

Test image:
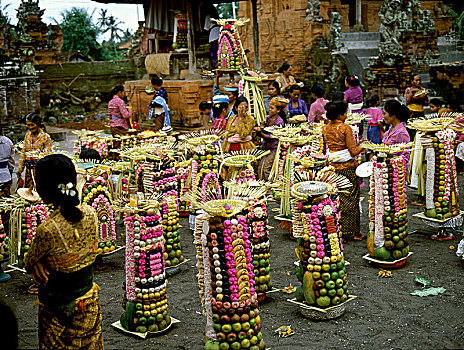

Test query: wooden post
[251,0,261,71]
[186,0,200,79]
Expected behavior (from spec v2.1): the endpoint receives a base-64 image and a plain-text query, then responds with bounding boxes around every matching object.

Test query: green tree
[103,15,124,43]
[59,7,101,59]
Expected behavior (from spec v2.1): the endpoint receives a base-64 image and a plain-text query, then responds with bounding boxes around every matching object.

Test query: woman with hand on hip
[24,154,103,349]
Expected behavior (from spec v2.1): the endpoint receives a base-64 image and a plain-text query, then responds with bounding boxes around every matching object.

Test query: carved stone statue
[327,12,343,51]
[421,9,436,35]
[435,2,450,18]
[306,0,323,22]
[379,0,401,46]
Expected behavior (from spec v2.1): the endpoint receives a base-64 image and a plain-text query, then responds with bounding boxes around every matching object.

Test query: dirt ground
[2,181,464,349]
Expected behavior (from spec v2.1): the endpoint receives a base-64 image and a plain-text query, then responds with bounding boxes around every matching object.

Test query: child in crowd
[199,100,213,124]
[365,94,384,145]
[211,95,229,132]
[332,91,345,102]
[308,84,329,123]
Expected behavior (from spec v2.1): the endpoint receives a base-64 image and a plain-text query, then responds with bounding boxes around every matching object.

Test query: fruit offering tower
[176,159,192,217]
[0,214,9,260]
[120,204,172,334]
[141,154,184,269]
[193,199,266,350]
[216,19,249,71]
[291,181,349,309]
[8,200,49,268]
[173,12,187,49]
[422,129,460,220]
[226,185,274,303]
[367,150,410,261]
[80,171,117,254]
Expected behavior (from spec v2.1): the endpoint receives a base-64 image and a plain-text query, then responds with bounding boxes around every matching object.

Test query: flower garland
[425,147,436,210]
[24,204,49,246]
[373,160,385,247]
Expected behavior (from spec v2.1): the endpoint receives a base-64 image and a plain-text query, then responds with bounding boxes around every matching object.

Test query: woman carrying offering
[256,97,288,180]
[24,154,103,349]
[365,94,384,145]
[222,96,256,152]
[382,100,411,169]
[404,74,428,119]
[323,101,366,241]
[17,113,52,189]
[108,85,132,136]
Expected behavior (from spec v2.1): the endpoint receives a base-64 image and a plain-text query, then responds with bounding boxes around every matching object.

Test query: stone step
[347,47,379,58]
[341,31,381,41]
[342,40,380,49]
[439,52,464,63]
[359,57,372,69]
[438,43,458,53]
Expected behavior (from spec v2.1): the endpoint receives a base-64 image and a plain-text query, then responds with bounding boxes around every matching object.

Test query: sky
[3,0,144,41]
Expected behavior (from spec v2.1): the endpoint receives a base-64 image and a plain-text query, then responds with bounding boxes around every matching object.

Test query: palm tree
[103,15,124,43]
[97,9,108,29]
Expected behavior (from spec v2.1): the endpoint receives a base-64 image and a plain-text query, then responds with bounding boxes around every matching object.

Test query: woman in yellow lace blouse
[24,154,103,349]
[222,96,257,152]
[17,114,52,188]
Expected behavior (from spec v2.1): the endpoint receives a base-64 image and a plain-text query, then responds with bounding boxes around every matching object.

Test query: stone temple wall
[238,0,453,78]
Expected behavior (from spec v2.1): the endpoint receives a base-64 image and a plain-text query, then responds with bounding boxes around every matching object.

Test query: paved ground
[3,129,464,349]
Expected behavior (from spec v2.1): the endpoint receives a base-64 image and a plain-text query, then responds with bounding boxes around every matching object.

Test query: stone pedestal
[125,79,213,128]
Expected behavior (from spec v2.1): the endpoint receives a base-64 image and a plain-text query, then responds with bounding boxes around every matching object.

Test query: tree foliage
[59,7,133,61]
[60,8,101,59]
[215,2,239,19]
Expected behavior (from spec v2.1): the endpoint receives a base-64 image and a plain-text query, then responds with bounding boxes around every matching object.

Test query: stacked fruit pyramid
[175,159,191,216]
[216,19,248,71]
[0,214,9,260]
[193,199,266,350]
[8,201,49,268]
[226,185,273,303]
[141,155,184,268]
[182,134,222,211]
[422,129,460,220]
[120,204,171,333]
[368,151,410,261]
[174,13,187,49]
[292,181,349,309]
[247,198,272,302]
[81,172,117,254]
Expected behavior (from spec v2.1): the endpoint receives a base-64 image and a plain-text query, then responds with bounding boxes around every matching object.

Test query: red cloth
[212,116,228,131]
[230,143,241,151]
